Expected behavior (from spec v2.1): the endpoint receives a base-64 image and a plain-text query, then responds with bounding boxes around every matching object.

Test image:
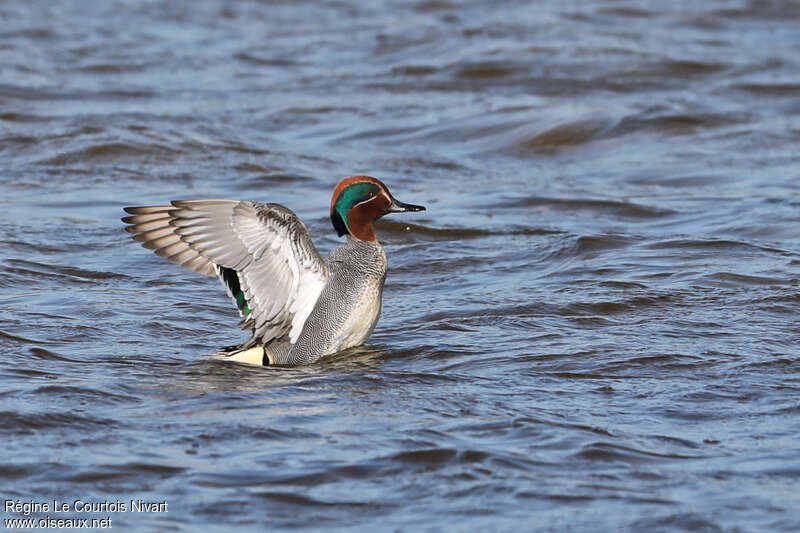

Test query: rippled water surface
[2,1,800,531]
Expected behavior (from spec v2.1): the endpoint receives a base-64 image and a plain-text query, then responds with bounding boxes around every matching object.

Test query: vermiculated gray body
[270,238,387,366]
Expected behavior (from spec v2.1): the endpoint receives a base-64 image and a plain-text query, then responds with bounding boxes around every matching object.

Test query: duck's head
[330,176,425,242]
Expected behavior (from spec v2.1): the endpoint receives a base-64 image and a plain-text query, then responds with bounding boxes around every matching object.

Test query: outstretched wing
[122,199,328,346]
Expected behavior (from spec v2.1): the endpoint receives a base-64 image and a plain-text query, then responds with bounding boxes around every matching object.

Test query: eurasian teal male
[122,176,425,366]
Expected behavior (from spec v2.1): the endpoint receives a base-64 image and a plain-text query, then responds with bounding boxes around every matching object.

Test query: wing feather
[124,218,171,233]
[122,199,328,346]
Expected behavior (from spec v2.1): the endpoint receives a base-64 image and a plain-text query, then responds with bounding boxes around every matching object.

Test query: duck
[122,176,425,366]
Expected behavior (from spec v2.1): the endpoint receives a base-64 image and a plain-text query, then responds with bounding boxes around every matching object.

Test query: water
[2,0,799,530]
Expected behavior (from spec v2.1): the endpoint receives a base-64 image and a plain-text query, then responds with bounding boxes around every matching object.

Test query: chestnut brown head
[330,176,425,242]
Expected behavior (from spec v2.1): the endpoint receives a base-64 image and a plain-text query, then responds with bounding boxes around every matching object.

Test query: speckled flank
[280,238,387,366]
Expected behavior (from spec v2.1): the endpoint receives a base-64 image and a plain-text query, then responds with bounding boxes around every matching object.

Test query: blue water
[2,1,800,531]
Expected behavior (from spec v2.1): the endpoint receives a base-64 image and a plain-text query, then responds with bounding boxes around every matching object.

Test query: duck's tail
[211,345,269,366]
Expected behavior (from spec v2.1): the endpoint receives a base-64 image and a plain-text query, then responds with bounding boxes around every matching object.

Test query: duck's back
[269,238,387,366]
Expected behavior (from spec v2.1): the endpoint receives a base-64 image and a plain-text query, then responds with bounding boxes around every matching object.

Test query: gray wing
[122,199,328,345]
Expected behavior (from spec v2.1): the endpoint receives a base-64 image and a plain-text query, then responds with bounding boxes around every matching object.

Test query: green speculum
[220,266,251,317]
[236,291,251,316]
